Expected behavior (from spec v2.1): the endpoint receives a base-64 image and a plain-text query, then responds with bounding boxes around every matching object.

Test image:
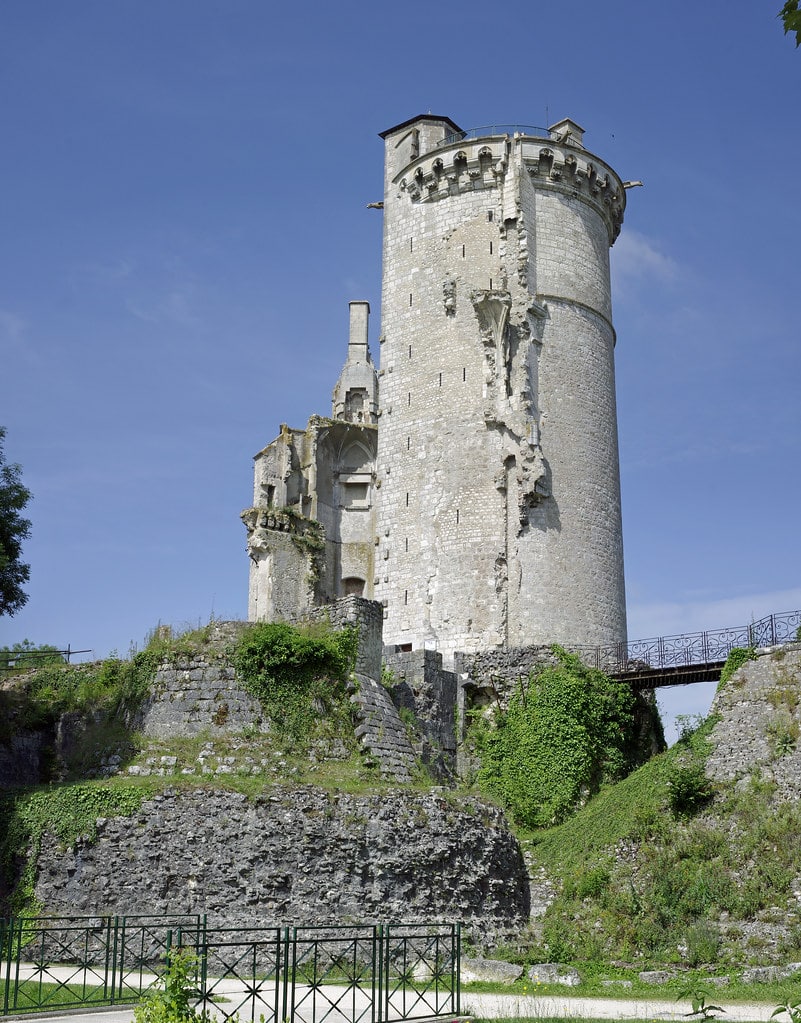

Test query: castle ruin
[243,113,628,663]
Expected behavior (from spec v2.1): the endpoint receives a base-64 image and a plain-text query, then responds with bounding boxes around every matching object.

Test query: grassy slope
[521,714,801,969]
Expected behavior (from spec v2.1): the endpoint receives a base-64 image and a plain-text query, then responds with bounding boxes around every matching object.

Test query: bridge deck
[613,661,725,689]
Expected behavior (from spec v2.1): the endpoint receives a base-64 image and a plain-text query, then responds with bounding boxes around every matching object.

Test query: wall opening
[342,577,365,597]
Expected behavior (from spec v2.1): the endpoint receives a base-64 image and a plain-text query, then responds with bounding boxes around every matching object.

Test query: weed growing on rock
[718,646,757,688]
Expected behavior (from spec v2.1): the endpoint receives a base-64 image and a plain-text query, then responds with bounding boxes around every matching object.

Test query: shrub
[667,761,713,817]
[135,948,209,1023]
[719,646,757,688]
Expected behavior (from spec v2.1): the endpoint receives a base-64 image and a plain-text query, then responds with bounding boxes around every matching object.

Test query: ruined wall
[375,116,627,661]
[708,644,801,800]
[384,649,458,776]
[32,786,530,945]
[289,596,383,681]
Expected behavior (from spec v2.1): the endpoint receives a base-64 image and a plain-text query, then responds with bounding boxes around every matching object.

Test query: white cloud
[611,229,679,296]
[0,309,27,346]
[627,586,801,640]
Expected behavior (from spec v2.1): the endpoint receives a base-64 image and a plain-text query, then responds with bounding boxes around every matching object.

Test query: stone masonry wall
[384,650,457,777]
[454,646,559,712]
[141,624,261,739]
[33,786,530,946]
[290,596,383,681]
[350,672,417,783]
[707,644,801,800]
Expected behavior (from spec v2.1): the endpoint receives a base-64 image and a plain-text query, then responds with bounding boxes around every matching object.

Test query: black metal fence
[570,608,801,677]
[0,915,461,1022]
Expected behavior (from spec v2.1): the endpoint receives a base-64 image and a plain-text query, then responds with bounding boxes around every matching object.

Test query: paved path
[1,991,785,1023]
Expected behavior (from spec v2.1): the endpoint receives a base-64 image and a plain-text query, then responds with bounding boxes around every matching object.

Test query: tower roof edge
[379,114,462,139]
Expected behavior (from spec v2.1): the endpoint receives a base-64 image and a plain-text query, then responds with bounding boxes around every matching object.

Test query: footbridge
[570,608,801,690]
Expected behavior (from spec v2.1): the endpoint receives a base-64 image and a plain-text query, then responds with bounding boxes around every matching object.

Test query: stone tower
[374,115,628,660]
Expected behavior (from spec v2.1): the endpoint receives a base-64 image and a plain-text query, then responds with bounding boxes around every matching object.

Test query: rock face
[33,786,529,944]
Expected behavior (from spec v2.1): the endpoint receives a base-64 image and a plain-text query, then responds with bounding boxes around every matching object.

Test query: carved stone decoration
[443,279,456,316]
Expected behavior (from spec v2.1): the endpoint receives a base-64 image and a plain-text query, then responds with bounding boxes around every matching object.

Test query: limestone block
[461,957,523,984]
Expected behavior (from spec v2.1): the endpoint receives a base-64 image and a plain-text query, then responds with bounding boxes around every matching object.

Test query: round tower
[375,114,627,660]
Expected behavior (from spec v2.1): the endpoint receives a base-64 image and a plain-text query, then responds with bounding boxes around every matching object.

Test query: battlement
[395,130,625,243]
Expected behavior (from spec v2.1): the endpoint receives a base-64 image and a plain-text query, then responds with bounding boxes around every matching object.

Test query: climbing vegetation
[718,645,757,688]
[233,620,358,743]
[470,647,638,828]
[0,653,159,742]
[0,781,153,917]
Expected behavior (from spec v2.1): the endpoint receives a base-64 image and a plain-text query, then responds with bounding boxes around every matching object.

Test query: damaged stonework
[244,302,379,620]
[31,787,530,947]
[242,506,324,621]
[471,288,551,528]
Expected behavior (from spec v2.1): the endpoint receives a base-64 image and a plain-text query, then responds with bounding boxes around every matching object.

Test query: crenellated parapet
[395,131,625,244]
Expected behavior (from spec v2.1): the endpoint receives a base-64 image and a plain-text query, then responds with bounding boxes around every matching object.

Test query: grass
[462,969,801,1003]
[7,979,131,1013]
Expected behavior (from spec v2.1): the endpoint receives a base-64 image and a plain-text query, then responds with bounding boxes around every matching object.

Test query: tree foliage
[0,640,65,674]
[0,428,32,617]
[780,1,801,46]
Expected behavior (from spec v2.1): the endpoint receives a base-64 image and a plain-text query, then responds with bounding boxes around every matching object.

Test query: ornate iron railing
[0,915,461,1022]
[570,608,801,678]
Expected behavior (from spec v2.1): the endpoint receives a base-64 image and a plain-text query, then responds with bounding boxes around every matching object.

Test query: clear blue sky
[2,1,799,740]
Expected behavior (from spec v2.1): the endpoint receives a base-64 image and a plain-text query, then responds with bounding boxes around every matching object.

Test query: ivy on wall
[233,621,358,743]
[471,647,637,828]
[1,782,153,917]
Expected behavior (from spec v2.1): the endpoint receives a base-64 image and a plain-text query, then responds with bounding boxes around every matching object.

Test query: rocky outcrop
[33,786,529,945]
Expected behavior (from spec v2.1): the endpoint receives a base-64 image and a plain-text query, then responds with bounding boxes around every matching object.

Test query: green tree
[780,1,801,46]
[0,427,32,616]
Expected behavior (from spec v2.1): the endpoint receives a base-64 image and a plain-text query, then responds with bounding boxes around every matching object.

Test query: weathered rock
[527,963,582,986]
[741,966,784,983]
[33,786,529,946]
[638,970,674,984]
[460,958,523,984]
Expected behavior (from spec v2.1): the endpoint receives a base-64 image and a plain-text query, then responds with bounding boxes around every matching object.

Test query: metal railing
[439,124,552,147]
[0,915,461,1022]
[570,608,801,678]
[0,647,92,672]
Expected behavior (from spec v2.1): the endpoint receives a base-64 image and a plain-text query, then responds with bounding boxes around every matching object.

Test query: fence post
[281,927,290,1023]
[376,925,384,1023]
[199,915,208,1002]
[1,918,10,1016]
[455,923,461,1016]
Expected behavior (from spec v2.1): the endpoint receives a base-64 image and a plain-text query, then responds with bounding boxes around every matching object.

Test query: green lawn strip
[7,979,119,1012]
[462,971,801,1005]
